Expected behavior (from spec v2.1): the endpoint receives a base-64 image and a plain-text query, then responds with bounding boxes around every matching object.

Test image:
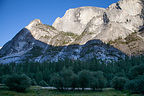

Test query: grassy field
[0,86,142,96]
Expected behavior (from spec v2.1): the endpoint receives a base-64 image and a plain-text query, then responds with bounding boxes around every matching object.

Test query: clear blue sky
[0,0,119,47]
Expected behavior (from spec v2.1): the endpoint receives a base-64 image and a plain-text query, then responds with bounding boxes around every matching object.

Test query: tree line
[0,56,144,93]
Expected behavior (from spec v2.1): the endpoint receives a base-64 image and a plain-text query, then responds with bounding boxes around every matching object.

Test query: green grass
[0,86,141,96]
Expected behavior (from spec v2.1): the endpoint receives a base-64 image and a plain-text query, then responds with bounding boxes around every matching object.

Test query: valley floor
[0,86,141,96]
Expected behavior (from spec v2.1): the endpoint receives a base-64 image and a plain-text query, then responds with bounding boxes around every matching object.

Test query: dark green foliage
[71,73,79,90]
[137,75,144,94]
[39,80,48,87]
[4,74,31,92]
[111,76,128,90]
[90,71,107,90]
[50,67,79,90]
[60,67,74,88]
[31,79,37,86]
[128,64,144,79]
[50,73,64,90]
[124,80,138,93]
[125,75,144,94]
[0,55,144,93]
[0,76,2,83]
[78,70,92,90]
[35,72,43,83]
[0,75,9,84]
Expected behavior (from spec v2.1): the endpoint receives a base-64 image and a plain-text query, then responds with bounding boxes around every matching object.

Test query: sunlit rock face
[107,0,143,31]
[53,7,105,35]
[25,19,59,44]
[0,0,144,64]
[97,0,144,42]
[53,0,144,43]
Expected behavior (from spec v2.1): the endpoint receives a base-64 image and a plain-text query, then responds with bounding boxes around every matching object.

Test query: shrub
[39,80,48,87]
[111,76,128,90]
[4,74,31,92]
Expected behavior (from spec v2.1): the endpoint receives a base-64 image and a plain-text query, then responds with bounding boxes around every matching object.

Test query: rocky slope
[0,0,144,64]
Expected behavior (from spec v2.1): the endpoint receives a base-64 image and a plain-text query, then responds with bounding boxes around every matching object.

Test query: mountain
[0,0,144,64]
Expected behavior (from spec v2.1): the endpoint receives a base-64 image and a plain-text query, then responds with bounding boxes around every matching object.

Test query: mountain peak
[108,0,143,15]
[52,7,105,35]
[52,0,144,43]
[0,0,144,64]
[26,19,42,30]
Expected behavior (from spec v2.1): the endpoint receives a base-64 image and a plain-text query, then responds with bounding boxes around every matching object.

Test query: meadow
[0,86,141,96]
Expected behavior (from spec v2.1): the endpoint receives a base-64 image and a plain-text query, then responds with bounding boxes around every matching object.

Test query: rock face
[53,7,105,35]
[53,0,144,43]
[0,0,144,64]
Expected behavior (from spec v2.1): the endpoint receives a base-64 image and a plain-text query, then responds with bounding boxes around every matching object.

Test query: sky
[0,0,119,47]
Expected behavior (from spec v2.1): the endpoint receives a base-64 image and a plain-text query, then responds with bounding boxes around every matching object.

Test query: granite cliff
[0,0,144,64]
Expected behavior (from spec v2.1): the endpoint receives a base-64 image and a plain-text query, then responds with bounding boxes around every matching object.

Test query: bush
[111,76,128,90]
[39,80,48,87]
[4,74,31,92]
